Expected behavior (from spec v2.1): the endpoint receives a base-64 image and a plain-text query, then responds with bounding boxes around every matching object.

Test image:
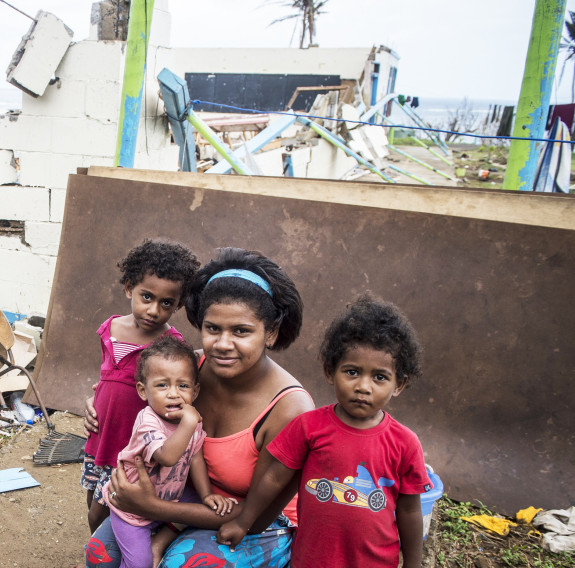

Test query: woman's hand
[83,387,98,436]
[108,457,159,517]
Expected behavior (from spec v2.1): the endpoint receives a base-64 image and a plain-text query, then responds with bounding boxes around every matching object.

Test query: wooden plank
[86,166,575,230]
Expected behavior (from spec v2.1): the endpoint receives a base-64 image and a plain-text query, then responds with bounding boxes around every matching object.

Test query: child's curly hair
[320,293,423,388]
[136,335,198,384]
[118,239,201,302]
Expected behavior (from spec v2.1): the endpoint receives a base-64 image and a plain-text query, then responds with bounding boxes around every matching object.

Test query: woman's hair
[320,293,423,388]
[118,238,201,301]
[136,336,198,384]
[186,248,303,350]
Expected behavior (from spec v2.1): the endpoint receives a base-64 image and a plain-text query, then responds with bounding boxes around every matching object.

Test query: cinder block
[0,186,50,221]
[7,11,73,97]
[55,41,124,82]
[133,143,179,171]
[49,188,67,223]
[289,146,312,178]
[150,6,171,47]
[18,151,84,190]
[22,79,87,118]
[47,117,117,156]
[0,279,52,316]
[150,46,175,78]
[0,112,23,153]
[0,114,52,153]
[86,81,121,121]
[0,149,18,184]
[0,248,56,286]
[134,116,172,151]
[24,221,61,256]
[21,76,120,124]
[0,235,27,252]
[142,81,165,117]
[155,0,170,12]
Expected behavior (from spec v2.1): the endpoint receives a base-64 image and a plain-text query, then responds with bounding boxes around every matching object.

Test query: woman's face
[201,302,277,380]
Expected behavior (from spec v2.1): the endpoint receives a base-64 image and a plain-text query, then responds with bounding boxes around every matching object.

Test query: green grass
[435,497,575,568]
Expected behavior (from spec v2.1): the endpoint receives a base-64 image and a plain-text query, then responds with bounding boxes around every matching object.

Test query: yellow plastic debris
[461,514,517,536]
[516,506,543,524]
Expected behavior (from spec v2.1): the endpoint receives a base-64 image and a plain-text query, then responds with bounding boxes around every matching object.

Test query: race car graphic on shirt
[305,463,395,512]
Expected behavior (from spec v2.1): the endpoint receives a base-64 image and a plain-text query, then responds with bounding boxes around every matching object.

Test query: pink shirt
[104,406,206,526]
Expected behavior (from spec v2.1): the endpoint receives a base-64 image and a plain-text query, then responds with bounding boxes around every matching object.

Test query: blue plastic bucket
[421,468,444,540]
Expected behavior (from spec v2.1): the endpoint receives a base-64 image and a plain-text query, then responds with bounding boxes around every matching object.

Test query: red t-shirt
[268,405,432,568]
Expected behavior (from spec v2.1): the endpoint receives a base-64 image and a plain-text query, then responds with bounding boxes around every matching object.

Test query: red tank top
[200,358,312,525]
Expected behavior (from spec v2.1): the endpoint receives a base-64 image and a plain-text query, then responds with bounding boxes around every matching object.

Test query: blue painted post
[115,0,155,168]
[503,0,567,190]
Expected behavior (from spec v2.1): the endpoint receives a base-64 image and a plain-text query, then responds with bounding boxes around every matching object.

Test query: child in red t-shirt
[217,293,432,568]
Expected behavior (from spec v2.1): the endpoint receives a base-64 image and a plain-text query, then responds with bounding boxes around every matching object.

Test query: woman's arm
[108,458,242,529]
[217,457,296,551]
[248,389,314,532]
[395,493,424,568]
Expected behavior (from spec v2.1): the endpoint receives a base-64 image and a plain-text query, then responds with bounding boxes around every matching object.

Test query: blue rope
[187,99,575,146]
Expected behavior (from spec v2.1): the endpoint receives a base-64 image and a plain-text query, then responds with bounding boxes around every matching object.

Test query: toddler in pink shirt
[102,335,236,568]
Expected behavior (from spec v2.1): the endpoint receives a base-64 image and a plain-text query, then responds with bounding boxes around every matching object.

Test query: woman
[84,248,315,567]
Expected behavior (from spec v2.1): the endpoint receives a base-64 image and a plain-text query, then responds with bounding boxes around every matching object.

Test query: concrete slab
[7,11,73,97]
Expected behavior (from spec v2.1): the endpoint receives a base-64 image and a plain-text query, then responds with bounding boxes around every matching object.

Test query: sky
[1,0,575,105]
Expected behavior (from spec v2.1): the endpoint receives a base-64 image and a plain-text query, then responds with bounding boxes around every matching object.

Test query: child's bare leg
[86,488,94,510]
[88,500,110,534]
[151,524,185,568]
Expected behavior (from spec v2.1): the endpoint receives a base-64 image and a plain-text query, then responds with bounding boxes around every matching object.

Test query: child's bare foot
[151,525,179,568]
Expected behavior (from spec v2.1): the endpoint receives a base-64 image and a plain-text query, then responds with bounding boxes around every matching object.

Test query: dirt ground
[0,412,89,568]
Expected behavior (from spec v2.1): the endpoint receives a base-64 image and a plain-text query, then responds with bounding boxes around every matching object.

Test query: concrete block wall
[0,3,178,317]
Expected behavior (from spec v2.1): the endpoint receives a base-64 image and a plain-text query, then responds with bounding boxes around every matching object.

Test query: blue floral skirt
[86,515,293,568]
[158,516,293,568]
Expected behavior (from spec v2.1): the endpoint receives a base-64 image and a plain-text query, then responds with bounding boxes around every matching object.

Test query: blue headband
[206,269,273,297]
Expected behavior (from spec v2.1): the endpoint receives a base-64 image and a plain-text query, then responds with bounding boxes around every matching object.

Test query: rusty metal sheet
[32,173,575,514]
